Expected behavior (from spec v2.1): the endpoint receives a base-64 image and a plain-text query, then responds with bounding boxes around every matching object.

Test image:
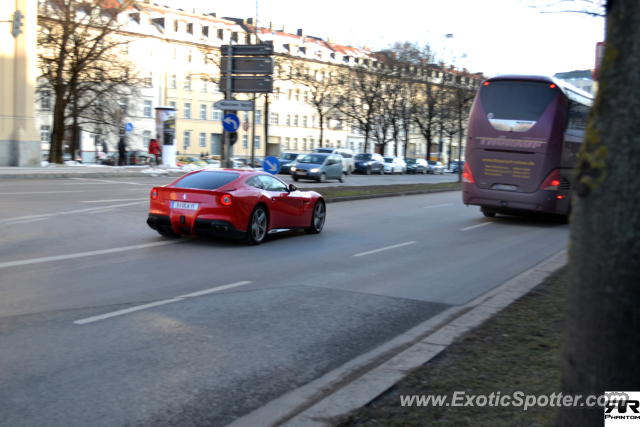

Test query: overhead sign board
[214,100,254,111]
[221,43,274,56]
[220,76,273,93]
[221,57,274,75]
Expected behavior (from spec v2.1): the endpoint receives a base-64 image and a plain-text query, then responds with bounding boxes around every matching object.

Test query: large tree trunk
[559,2,640,426]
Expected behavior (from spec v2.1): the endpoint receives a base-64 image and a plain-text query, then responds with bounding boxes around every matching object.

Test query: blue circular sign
[222,113,240,132]
[125,122,134,132]
[263,156,281,174]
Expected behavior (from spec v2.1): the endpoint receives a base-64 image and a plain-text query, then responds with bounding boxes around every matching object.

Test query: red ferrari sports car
[147,169,326,244]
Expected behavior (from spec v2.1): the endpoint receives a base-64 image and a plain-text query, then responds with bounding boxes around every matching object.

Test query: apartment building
[36,1,482,163]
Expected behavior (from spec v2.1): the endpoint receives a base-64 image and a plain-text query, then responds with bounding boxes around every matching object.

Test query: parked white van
[313,148,355,174]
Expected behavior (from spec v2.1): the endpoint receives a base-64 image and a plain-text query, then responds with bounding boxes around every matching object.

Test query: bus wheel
[481,207,496,218]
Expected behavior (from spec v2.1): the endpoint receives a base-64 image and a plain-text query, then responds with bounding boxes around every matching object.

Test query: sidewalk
[0,164,189,179]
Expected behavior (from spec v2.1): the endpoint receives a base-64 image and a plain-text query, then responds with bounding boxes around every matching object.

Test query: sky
[163,0,605,77]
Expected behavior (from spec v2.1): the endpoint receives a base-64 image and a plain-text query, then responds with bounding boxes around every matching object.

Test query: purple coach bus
[462,75,592,220]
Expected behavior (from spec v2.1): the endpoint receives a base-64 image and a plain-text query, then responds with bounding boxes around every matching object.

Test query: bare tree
[290,63,345,148]
[38,0,140,163]
[336,65,387,153]
[559,1,640,425]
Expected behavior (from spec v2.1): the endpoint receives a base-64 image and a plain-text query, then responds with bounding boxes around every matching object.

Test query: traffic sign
[222,114,240,132]
[125,122,134,132]
[221,57,274,75]
[220,76,273,93]
[221,43,274,56]
[263,156,281,175]
[214,100,254,111]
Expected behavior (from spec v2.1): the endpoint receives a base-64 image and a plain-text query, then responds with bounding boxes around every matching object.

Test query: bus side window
[567,100,588,132]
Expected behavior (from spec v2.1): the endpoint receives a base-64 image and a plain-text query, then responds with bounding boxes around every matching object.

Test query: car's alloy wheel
[319,173,327,183]
[247,206,268,244]
[306,200,326,234]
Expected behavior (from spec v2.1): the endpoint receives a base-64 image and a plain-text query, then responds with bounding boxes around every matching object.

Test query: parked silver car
[290,153,345,183]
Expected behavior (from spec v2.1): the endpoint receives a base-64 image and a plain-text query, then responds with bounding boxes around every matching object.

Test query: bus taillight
[462,162,475,183]
[540,169,561,190]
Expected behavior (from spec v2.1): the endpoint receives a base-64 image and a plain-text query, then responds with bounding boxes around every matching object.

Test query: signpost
[263,156,281,175]
[214,100,254,111]
[220,42,274,168]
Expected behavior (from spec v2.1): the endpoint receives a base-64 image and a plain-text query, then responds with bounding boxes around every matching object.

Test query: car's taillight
[151,189,158,200]
[220,194,232,206]
[462,162,475,183]
[540,169,561,190]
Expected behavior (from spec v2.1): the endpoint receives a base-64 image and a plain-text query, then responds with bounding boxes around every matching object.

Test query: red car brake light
[540,169,561,190]
[151,188,158,200]
[220,194,233,206]
[462,162,475,183]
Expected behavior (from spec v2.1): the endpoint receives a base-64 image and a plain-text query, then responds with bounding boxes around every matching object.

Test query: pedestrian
[148,138,161,165]
[118,136,127,166]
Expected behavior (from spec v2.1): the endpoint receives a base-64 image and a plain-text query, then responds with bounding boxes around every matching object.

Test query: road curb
[227,250,568,427]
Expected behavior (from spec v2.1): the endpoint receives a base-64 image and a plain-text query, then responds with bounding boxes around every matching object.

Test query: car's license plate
[297,170,307,175]
[170,201,199,210]
[492,184,518,191]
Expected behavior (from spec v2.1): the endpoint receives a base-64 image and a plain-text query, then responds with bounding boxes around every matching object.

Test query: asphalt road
[0,176,568,427]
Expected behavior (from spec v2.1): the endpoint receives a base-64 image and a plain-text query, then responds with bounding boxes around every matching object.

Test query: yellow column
[0,0,39,166]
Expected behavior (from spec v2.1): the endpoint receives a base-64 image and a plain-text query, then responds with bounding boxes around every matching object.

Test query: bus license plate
[493,184,518,192]
[171,201,199,210]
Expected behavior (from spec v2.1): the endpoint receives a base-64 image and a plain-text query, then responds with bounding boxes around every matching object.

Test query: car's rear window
[174,171,239,190]
[480,80,558,121]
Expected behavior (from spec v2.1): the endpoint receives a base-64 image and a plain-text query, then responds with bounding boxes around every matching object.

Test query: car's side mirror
[288,184,298,192]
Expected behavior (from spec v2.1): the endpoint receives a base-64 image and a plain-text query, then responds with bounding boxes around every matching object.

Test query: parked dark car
[405,158,428,174]
[278,152,300,174]
[354,153,384,175]
[449,160,465,173]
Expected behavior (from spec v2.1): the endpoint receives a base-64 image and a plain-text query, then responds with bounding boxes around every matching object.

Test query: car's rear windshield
[355,154,372,160]
[480,80,558,121]
[174,171,239,190]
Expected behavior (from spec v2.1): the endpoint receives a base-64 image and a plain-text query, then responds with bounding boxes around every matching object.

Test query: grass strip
[335,266,568,427]
[299,182,461,201]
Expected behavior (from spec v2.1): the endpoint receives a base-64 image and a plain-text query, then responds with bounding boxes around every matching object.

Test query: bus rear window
[174,171,239,190]
[480,81,557,121]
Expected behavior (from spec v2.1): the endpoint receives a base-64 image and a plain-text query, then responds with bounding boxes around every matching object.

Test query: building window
[212,108,222,121]
[184,103,191,119]
[286,115,291,126]
[143,130,151,145]
[242,111,249,122]
[294,115,299,127]
[302,138,307,151]
[255,110,262,125]
[170,74,177,89]
[293,138,298,150]
[242,135,248,148]
[201,81,208,93]
[199,132,206,147]
[217,28,224,39]
[40,90,52,110]
[200,104,207,120]
[269,112,279,125]
[254,136,260,149]
[40,125,51,143]
[284,137,290,149]
[169,101,177,112]
[143,100,152,117]
[303,116,308,127]
[184,75,192,91]
[183,131,191,149]
[186,23,193,34]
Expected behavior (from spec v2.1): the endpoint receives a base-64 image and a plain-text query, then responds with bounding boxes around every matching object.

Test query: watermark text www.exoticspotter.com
[399,391,632,412]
